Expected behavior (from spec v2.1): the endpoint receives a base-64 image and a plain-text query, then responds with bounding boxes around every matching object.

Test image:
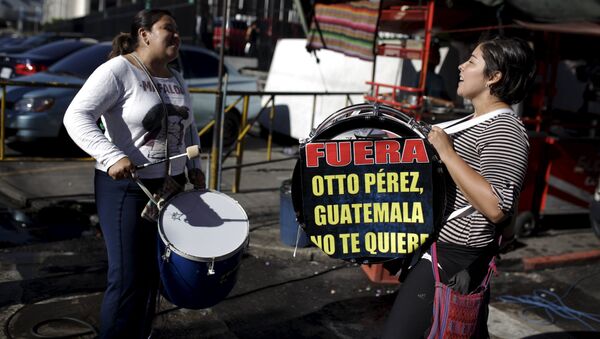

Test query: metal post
[233,95,249,193]
[292,0,309,37]
[370,1,383,95]
[210,0,229,190]
[310,94,317,130]
[267,95,274,161]
[217,73,229,191]
[1,84,5,160]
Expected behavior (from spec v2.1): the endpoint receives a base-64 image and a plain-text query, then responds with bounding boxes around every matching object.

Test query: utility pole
[209,0,229,190]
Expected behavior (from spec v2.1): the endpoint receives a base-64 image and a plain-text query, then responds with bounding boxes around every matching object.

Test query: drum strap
[435,108,514,134]
[131,52,173,176]
[437,107,515,223]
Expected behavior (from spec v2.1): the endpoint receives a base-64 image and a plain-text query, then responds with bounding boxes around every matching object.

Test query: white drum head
[159,190,249,261]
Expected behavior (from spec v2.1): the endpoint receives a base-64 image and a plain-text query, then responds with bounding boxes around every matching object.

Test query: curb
[496,257,523,271]
[0,179,28,209]
[248,241,326,261]
[522,249,600,271]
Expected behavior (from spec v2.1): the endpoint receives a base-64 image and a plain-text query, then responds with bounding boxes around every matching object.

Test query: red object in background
[516,133,600,236]
[522,135,600,216]
[361,264,400,284]
[212,19,247,56]
[14,63,48,76]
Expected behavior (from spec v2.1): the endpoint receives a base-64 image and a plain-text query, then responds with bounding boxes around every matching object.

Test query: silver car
[3,42,260,153]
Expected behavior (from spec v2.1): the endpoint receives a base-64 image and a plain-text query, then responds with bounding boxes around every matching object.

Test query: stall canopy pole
[293,0,309,37]
[370,1,383,95]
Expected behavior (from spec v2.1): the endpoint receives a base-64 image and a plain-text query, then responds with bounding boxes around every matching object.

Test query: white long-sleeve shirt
[64,56,201,178]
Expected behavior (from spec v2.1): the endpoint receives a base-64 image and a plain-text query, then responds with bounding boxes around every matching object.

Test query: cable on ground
[497,270,600,331]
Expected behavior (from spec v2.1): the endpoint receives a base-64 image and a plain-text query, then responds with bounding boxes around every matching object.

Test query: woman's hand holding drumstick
[108,157,136,180]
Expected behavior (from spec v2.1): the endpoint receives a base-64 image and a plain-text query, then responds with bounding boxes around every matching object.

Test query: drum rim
[158,189,250,262]
[306,103,427,144]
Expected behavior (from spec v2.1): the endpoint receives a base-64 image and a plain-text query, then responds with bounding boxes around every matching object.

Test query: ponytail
[110,32,135,59]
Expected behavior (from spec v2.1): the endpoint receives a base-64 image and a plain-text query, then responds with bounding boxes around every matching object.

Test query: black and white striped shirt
[438,111,529,247]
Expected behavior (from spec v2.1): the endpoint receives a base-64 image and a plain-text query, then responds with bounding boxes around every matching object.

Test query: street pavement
[0,135,599,338]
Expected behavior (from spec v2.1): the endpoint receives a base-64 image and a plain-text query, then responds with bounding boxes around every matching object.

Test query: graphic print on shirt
[141,103,190,160]
[140,80,185,95]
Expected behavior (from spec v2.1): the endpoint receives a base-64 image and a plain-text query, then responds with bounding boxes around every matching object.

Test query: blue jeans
[95,170,185,338]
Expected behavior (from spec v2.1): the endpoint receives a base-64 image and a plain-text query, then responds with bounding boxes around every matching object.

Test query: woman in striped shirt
[382,37,536,338]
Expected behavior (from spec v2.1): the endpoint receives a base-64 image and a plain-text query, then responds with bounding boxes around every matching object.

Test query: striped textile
[307,1,380,61]
[427,242,493,339]
[438,112,529,247]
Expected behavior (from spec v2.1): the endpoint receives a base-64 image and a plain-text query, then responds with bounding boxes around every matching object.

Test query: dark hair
[479,37,536,104]
[109,9,174,59]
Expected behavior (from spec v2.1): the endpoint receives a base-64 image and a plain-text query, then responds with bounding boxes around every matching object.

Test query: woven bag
[427,243,495,339]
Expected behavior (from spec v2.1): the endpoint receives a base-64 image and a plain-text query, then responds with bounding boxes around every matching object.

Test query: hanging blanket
[307,1,380,61]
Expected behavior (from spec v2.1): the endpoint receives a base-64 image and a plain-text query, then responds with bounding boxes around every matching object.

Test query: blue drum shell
[157,239,245,309]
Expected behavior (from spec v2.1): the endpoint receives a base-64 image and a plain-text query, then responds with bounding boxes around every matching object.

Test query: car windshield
[48,44,111,78]
[16,34,49,47]
[26,40,92,59]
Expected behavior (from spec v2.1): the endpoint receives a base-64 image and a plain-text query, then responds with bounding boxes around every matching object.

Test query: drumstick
[136,145,200,169]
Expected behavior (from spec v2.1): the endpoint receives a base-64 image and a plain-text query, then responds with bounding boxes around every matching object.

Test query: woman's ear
[486,71,502,88]
[138,28,149,46]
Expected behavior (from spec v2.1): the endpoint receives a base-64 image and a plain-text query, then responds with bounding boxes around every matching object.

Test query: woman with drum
[64,9,205,338]
[382,37,535,338]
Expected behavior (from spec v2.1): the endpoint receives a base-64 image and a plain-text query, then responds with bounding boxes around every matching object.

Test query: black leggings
[381,242,494,339]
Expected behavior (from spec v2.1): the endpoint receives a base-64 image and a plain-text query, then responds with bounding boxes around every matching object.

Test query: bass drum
[291,103,445,263]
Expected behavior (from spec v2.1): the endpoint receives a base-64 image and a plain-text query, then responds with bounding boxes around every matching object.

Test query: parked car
[0,36,26,48]
[0,32,86,54]
[0,39,96,79]
[3,42,261,153]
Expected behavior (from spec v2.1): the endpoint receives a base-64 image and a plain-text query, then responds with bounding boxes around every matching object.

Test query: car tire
[222,109,241,148]
[200,110,241,148]
[591,197,600,239]
[514,211,536,238]
[591,215,600,239]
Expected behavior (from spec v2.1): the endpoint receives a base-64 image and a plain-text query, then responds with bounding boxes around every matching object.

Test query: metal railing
[199,89,363,192]
[1,78,364,192]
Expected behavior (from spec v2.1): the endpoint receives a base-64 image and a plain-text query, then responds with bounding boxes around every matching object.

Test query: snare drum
[291,103,445,263]
[157,190,249,309]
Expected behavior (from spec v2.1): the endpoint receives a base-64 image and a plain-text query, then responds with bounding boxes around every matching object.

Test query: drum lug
[208,258,216,276]
[162,246,172,263]
[372,102,380,116]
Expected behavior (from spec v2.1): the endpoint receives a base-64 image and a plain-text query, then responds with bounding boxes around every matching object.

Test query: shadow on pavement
[234,294,393,339]
[6,139,87,158]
